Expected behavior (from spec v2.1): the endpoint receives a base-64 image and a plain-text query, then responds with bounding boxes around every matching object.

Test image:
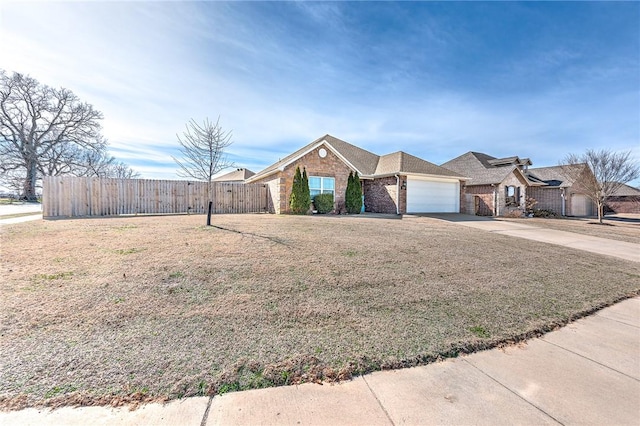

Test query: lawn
[1,214,639,410]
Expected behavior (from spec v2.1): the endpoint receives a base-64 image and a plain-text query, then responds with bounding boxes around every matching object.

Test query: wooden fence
[42,176,270,218]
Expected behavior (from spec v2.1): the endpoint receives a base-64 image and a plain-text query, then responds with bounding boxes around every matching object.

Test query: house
[525,164,595,216]
[212,168,255,182]
[245,134,465,214]
[441,152,596,216]
[441,152,538,216]
[605,183,640,214]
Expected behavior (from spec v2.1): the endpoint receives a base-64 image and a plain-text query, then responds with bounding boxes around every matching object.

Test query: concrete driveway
[421,214,640,263]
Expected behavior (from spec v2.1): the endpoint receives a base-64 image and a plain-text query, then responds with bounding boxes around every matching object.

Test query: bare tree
[0,70,104,200]
[562,149,639,224]
[172,117,235,182]
[107,161,140,179]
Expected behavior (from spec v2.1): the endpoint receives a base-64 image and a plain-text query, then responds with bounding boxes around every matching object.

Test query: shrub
[532,208,557,218]
[503,208,524,218]
[525,197,538,214]
[345,171,362,214]
[313,193,334,214]
[289,166,311,214]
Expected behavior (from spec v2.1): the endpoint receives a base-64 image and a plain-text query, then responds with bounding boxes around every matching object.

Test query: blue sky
[1,1,638,184]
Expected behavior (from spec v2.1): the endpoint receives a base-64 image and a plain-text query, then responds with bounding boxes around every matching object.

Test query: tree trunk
[597,200,603,224]
[22,160,39,201]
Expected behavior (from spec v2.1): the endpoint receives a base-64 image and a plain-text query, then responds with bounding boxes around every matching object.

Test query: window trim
[309,176,335,197]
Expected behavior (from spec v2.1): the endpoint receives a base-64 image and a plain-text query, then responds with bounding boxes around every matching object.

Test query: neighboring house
[245,134,465,214]
[525,164,595,216]
[441,152,538,216]
[212,168,255,182]
[605,183,640,214]
[441,152,596,217]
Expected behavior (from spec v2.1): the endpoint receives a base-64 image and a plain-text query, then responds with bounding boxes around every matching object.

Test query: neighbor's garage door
[406,177,459,213]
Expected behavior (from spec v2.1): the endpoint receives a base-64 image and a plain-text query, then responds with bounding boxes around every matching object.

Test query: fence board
[42,177,269,218]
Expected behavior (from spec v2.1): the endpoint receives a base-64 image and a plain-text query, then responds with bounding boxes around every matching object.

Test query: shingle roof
[212,168,255,182]
[247,134,380,181]
[526,164,585,188]
[376,151,463,177]
[611,183,640,197]
[247,134,464,182]
[441,152,519,185]
[321,135,380,175]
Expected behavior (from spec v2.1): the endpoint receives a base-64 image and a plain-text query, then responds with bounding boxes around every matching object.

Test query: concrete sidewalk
[0,202,42,226]
[423,214,639,263]
[2,297,638,425]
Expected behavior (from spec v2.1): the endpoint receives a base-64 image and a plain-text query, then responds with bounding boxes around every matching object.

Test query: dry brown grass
[498,215,640,244]
[1,213,639,410]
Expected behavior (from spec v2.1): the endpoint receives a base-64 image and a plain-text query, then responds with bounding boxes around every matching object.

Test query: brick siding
[253,144,353,214]
[463,184,495,216]
[527,187,563,215]
[606,197,640,214]
[363,176,399,214]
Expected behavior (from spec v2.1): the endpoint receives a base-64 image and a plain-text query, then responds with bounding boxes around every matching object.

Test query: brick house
[245,134,465,214]
[441,152,596,216]
[525,164,596,216]
[605,184,640,214]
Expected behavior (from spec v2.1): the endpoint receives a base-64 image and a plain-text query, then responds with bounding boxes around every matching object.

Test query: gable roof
[441,151,524,185]
[526,165,574,188]
[247,134,464,182]
[375,151,464,178]
[611,183,640,197]
[212,168,255,182]
[526,164,595,188]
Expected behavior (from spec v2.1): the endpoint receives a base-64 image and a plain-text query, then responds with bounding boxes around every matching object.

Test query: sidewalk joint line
[595,313,640,329]
[462,359,565,425]
[539,339,640,382]
[200,395,214,426]
[362,375,396,426]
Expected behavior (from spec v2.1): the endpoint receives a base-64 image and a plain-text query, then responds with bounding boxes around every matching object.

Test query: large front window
[309,176,335,198]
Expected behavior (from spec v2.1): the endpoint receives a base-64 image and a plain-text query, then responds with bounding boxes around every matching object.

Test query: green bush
[313,193,334,214]
[289,166,311,214]
[345,171,362,214]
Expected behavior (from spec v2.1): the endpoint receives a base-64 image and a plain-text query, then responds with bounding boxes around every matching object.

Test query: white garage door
[571,194,593,216]
[406,177,459,213]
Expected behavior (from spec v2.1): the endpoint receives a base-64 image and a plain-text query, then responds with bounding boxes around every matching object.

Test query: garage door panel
[407,178,459,213]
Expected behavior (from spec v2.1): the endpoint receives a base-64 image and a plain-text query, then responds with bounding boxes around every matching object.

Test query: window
[505,186,520,206]
[309,176,335,198]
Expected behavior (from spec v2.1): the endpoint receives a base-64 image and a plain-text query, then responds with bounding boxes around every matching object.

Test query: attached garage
[406,176,460,213]
[570,194,594,216]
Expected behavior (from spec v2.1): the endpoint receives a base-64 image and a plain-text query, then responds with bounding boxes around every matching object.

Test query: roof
[375,151,464,178]
[212,168,255,182]
[487,156,532,167]
[526,164,588,188]
[611,183,640,197]
[441,152,522,185]
[247,134,464,182]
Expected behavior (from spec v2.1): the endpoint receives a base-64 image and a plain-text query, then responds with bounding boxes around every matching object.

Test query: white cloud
[1,2,637,186]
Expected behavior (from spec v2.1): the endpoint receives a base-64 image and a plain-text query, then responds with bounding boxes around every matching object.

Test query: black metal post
[206,201,213,226]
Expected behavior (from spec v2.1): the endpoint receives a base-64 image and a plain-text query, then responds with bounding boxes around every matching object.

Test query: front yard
[1,214,639,410]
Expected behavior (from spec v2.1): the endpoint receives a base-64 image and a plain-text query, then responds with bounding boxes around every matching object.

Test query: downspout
[561,188,566,216]
[395,174,400,215]
[491,184,498,217]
